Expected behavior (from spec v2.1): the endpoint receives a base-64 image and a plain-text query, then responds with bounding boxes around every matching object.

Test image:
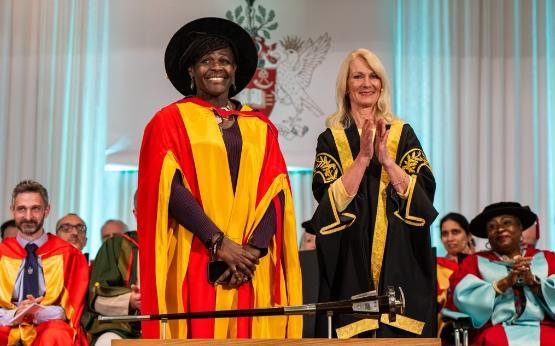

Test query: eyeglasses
[57,223,87,234]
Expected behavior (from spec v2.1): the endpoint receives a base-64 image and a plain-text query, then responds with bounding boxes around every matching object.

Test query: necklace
[498,247,526,262]
[222,99,234,111]
[214,114,224,125]
[214,100,235,125]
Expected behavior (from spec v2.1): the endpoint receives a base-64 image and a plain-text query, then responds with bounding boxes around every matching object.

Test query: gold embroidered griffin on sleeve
[399,148,431,174]
[314,153,342,184]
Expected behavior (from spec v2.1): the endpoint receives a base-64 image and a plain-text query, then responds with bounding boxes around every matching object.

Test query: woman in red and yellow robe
[137,97,302,339]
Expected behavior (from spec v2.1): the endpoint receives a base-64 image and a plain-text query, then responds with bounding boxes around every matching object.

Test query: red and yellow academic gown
[436,257,458,335]
[0,234,89,345]
[437,257,458,307]
[137,97,303,339]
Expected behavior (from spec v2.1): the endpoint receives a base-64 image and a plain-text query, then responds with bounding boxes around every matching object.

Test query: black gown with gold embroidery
[310,120,438,338]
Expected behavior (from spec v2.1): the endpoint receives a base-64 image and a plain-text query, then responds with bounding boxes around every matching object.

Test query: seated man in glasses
[56,213,89,261]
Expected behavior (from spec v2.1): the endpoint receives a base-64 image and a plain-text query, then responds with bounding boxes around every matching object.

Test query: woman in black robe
[310,48,438,338]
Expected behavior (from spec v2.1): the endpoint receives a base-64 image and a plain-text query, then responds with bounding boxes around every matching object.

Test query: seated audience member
[300,220,316,251]
[56,213,90,261]
[1,219,18,240]
[0,180,88,345]
[443,202,555,346]
[83,192,140,345]
[522,219,540,249]
[84,231,139,345]
[56,213,88,251]
[100,219,128,241]
[436,212,474,337]
[437,213,474,307]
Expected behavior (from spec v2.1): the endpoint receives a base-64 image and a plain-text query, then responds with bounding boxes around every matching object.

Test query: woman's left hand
[243,244,262,261]
[375,118,393,167]
[218,244,261,289]
[214,236,259,288]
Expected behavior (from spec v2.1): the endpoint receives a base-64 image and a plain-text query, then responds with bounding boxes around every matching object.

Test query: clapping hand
[508,255,535,286]
[358,119,375,161]
[496,255,537,293]
[375,118,393,167]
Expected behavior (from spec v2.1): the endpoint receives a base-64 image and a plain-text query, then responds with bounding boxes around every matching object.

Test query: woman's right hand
[216,236,259,281]
[511,256,535,285]
[497,256,533,291]
[358,119,374,161]
[342,119,375,196]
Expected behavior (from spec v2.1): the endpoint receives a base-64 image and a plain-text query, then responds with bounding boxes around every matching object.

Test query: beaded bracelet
[209,232,224,261]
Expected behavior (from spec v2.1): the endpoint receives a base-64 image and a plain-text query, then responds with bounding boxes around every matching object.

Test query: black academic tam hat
[164,17,258,97]
[469,201,537,238]
[301,220,316,235]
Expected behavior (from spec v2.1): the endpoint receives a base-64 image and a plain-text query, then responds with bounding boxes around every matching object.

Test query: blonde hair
[326,48,395,129]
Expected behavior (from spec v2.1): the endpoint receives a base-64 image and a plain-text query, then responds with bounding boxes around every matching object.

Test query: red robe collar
[179,97,278,136]
[0,233,78,259]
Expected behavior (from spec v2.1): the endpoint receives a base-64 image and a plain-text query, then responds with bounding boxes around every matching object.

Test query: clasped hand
[505,255,536,286]
[497,255,537,291]
[129,284,141,311]
[15,294,43,324]
[215,237,260,288]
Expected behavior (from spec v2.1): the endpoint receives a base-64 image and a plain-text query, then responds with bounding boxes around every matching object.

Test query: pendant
[27,267,34,275]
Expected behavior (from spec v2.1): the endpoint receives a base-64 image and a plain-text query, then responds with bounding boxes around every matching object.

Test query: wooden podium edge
[113,338,441,345]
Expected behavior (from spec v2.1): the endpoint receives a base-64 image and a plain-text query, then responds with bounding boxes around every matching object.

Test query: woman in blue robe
[443,202,555,345]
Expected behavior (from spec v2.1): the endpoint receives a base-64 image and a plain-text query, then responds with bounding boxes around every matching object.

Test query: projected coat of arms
[228,0,331,140]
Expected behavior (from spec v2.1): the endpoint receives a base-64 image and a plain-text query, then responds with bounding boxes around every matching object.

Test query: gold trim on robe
[371,120,404,290]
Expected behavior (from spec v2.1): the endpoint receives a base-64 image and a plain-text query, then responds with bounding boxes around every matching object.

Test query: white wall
[105,0,394,168]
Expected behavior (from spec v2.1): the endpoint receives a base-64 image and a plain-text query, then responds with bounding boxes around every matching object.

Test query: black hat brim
[301,220,316,235]
[469,205,537,238]
[164,17,257,97]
